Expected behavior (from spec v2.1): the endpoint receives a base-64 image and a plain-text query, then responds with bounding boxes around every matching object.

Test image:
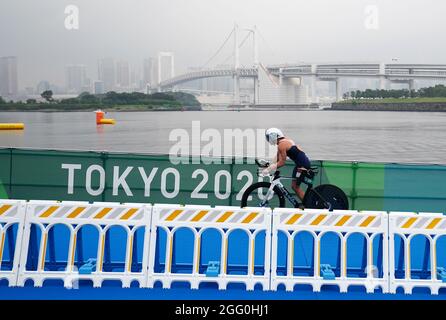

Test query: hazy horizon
[1,0,446,89]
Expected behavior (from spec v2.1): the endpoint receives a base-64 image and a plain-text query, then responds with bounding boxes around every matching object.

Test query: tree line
[347,84,446,99]
[0,90,201,109]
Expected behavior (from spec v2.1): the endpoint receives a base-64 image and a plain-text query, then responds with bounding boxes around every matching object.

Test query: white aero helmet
[265,128,284,145]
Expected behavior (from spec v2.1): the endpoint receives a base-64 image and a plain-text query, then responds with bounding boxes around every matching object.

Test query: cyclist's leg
[291,166,305,200]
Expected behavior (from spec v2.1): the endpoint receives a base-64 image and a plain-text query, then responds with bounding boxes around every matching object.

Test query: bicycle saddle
[307,168,318,178]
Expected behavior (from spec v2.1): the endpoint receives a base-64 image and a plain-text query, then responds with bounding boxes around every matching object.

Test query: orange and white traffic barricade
[0,200,27,287]
[270,208,389,293]
[147,204,272,291]
[17,200,151,288]
[389,211,446,294]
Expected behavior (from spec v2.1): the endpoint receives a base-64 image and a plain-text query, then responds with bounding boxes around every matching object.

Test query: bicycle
[240,159,349,210]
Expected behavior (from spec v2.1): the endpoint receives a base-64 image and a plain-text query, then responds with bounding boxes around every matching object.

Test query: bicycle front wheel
[240,182,286,208]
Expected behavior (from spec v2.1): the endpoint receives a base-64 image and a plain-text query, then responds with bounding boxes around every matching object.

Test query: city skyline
[0,54,179,97]
[1,54,444,104]
[0,51,191,97]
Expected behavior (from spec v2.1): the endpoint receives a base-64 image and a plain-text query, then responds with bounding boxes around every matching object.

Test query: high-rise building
[158,52,174,84]
[0,56,18,97]
[142,58,156,87]
[116,60,130,89]
[98,58,115,92]
[65,65,88,93]
[80,77,91,93]
[94,80,105,94]
[130,67,141,91]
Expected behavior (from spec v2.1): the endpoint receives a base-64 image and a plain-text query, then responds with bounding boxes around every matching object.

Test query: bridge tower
[252,25,259,104]
[232,24,259,105]
[233,24,240,105]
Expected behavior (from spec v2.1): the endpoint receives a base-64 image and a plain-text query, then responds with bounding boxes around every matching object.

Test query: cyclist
[263,128,311,200]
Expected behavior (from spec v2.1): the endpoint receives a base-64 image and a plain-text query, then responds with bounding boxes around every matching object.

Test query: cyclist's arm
[275,143,287,168]
[264,144,287,174]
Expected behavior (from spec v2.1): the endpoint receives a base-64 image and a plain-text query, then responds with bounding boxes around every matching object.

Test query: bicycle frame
[260,175,301,208]
[260,172,332,210]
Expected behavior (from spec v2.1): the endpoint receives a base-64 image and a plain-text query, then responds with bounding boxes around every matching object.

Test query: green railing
[0,148,445,213]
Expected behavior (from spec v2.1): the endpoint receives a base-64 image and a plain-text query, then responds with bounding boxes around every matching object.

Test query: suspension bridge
[157,25,446,104]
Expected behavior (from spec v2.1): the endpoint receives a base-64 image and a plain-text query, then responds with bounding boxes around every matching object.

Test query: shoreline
[4,103,446,112]
[332,101,446,112]
[2,108,446,113]
[0,106,202,112]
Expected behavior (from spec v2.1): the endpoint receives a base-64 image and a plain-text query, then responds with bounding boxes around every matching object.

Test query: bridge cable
[201,28,235,69]
[238,30,252,49]
[257,28,278,61]
[218,31,252,67]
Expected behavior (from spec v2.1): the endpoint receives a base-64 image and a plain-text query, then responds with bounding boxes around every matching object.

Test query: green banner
[0,148,11,199]
[1,148,445,213]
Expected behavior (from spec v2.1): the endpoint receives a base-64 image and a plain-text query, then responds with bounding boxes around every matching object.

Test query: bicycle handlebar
[255,159,270,168]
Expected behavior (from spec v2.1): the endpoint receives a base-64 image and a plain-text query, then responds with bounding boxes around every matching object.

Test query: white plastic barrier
[17,200,151,288]
[271,208,389,293]
[0,200,27,287]
[147,204,272,291]
[389,211,446,294]
[3,196,446,296]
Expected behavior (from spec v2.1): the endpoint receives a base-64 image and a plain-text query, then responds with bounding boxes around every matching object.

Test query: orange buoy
[95,110,105,124]
[95,110,115,125]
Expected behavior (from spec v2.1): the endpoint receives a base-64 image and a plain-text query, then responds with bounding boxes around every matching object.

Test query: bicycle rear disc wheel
[240,182,286,208]
[303,184,349,210]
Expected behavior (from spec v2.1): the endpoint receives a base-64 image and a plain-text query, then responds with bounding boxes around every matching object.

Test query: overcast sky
[1,0,445,88]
